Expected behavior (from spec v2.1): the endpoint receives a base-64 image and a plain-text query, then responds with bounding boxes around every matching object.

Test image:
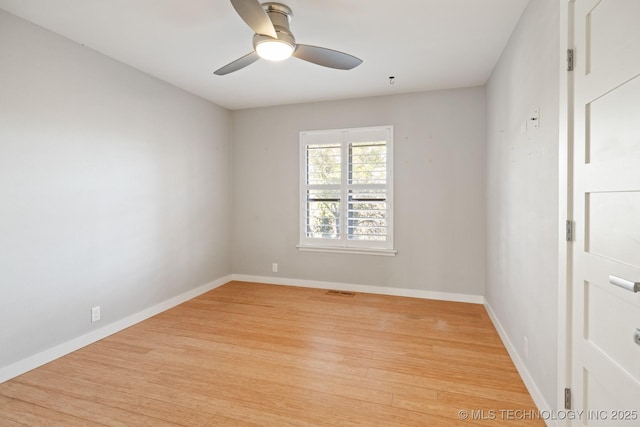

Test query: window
[299,126,395,255]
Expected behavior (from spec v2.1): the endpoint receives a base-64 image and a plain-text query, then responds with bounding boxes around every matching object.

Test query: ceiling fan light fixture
[255,39,294,61]
[215,0,363,75]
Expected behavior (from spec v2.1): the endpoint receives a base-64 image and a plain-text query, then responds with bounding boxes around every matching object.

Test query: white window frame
[298,125,396,256]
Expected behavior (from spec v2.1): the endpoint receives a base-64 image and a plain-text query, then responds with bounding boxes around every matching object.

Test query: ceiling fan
[214,0,363,75]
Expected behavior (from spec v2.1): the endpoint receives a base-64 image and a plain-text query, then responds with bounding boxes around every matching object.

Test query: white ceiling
[0,0,529,110]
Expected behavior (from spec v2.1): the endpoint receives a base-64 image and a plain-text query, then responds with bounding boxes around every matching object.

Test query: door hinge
[566,220,575,242]
[564,387,572,410]
[567,49,574,71]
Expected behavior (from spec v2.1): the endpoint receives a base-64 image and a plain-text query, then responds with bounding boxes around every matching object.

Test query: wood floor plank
[0,397,106,426]
[0,381,176,427]
[0,281,543,425]
[366,367,538,407]
[12,369,225,426]
[346,353,526,392]
[0,394,13,407]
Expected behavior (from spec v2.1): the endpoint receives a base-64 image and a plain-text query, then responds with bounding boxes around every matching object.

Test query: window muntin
[300,126,393,251]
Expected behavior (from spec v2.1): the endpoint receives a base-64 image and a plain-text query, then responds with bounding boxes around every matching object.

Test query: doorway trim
[557,0,574,424]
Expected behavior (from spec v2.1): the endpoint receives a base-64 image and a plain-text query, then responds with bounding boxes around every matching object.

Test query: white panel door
[571,0,640,425]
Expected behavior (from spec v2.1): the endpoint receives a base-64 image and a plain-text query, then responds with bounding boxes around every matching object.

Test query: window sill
[296,245,397,256]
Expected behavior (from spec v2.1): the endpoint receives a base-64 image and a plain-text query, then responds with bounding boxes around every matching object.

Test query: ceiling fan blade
[214,51,260,75]
[293,44,362,70]
[230,0,277,38]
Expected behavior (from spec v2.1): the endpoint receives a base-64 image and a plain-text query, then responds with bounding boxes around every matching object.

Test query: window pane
[349,141,386,185]
[301,126,393,250]
[347,190,387,241]
[305,189,341,239]
[307,144,341,185]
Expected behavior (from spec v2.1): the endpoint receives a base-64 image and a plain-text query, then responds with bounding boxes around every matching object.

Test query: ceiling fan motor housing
[263,2,293,27]
[253,2,296,50]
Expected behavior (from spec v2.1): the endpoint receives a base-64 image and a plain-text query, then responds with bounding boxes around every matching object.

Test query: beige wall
[485,0,559,408]
[0,10,232,368]
[231,88,486,296]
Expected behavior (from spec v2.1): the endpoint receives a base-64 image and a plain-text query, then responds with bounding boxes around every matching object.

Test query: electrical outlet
[91,306,101,323]
[523,336,529,358]
[272,263,278,273]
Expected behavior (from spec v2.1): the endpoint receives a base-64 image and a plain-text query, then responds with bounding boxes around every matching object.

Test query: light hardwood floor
[0,281,544,426]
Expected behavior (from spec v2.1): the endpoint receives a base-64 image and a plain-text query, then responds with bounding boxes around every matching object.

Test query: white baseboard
[0,275,232,384]
[484,301,556,427]
[231,274,485,304]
